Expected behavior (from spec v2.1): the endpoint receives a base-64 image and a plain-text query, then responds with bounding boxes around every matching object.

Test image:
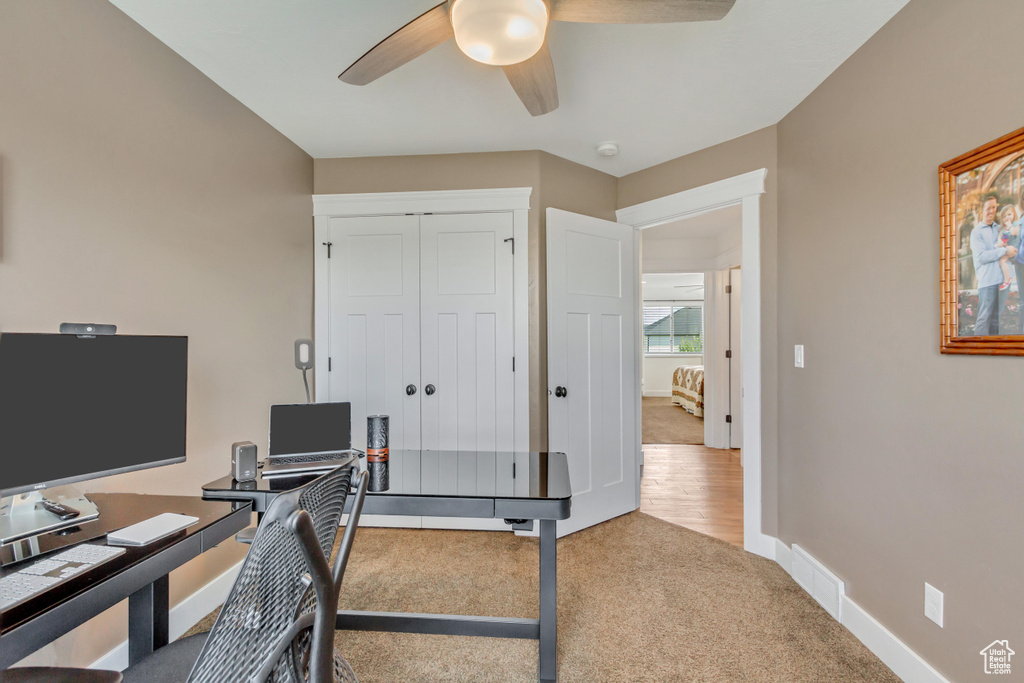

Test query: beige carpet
[643,397,705,444]
[189,513,897,682]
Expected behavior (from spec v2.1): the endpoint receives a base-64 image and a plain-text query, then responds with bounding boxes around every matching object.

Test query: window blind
[642,301,704,354]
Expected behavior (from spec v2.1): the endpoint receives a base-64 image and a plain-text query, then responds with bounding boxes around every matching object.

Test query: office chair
[121,463,368,683]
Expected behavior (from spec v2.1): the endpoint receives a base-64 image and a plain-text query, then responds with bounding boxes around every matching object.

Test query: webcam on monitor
[59,322,117,337]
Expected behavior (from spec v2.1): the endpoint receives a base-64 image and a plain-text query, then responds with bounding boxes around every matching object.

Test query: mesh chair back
[187,465,354,683]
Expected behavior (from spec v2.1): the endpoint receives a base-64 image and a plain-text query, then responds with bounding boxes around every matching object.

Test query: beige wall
[776,1,1024,680]
[314,151,617,450]
[618,127,780,536]
[0,0,313,666]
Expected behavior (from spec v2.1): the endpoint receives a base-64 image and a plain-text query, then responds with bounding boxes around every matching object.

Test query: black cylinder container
[366,415,390,492]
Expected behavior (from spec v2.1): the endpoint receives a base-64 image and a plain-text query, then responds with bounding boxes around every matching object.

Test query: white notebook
[107,513,199,546]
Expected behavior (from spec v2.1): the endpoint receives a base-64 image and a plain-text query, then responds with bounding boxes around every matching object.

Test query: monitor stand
[0,487,100,546]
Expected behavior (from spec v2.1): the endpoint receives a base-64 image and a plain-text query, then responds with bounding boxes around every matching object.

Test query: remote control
[40,499,81,521]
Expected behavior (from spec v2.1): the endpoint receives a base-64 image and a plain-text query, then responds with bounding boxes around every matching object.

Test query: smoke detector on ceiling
[596,142,619,157]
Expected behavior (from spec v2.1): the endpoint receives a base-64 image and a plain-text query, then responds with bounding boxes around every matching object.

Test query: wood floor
[640,444,743,547]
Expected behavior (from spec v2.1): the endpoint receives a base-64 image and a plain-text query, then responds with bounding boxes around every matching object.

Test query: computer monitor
[0,332,187,542]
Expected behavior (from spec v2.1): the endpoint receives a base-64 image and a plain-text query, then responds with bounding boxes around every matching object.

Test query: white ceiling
[643,204,741,240]
[643,272,705,301]
[108,0,909,176]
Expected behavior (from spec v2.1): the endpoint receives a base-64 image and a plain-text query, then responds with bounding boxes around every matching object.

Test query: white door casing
[314,189,531,532]
[313,188,531,455]
[547,208,638,537]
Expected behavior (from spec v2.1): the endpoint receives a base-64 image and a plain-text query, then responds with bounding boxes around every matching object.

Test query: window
[643,301,703,354]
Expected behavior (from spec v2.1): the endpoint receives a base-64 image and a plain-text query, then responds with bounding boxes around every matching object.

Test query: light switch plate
[794,344,804,368]
[925,582,943,627]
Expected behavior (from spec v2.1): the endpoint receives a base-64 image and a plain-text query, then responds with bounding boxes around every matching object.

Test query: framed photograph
[940,126,1024,355]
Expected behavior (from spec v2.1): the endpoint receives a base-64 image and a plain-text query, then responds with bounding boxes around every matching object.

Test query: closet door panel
[328,215,421,451]
[420,213,515,452]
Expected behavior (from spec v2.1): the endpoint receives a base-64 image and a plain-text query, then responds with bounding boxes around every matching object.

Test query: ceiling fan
[339,0,736,116]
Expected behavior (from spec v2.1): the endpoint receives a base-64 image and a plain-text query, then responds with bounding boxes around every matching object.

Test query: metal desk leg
[539,519,557,683]
[128,574,170,666]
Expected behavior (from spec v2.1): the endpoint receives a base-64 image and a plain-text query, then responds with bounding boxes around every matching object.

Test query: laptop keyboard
[270,452,348,465]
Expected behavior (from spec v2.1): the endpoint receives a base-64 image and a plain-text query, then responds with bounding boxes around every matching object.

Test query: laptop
[261,402,357,478]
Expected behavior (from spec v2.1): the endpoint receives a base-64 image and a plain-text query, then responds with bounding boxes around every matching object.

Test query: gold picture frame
[940,126,1024,355]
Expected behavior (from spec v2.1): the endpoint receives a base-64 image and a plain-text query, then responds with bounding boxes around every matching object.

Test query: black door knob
[555,386,567,398]
[424,384,436,396]
[406,384,417,396]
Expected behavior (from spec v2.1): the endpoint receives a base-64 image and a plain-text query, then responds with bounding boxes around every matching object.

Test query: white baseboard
[642,390,672,397]
[841,596,949,683]
[774,537,792,574]
[89,560,243,672]
[745,532,776,560]
[768,537,948,683]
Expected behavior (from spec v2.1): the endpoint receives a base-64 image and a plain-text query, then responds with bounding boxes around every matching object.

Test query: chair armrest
[286,509,335,683]
[332,469,369,592]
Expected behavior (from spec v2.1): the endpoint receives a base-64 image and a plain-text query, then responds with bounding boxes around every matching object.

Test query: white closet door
[328,215,421,452]
[419,213,516,452]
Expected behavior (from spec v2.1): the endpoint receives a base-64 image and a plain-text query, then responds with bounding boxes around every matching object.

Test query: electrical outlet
[925,583,944,627]
[794,345,804,368]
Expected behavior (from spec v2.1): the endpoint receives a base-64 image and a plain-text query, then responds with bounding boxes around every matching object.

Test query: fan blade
[550,0,735,23]
[339,3,453,85]
[503,42,559,116]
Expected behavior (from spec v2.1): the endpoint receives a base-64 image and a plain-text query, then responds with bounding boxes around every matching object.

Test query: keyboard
[0,544,126,611]
[269,452,352,465]
[262,457,352,479]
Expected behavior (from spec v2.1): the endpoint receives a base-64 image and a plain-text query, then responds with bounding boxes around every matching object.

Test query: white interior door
[547,208,637,536]
[729,268,743,449]
[328,215,421,451]
[419,213,516,452]
[419,213,516,531]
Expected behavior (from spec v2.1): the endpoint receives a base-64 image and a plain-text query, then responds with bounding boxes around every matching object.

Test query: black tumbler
[366,415,390,492]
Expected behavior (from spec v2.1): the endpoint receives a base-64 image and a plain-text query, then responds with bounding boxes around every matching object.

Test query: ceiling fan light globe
[451,0,548,66]
[506,16,539,39]
[465,43,494,63]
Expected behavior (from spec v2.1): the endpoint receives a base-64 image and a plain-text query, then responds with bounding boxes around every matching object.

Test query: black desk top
[0,494,248,637]
[204,450,571,500]
[203,451,572,521]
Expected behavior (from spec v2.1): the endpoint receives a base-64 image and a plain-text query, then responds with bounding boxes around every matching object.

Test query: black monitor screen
[269,402,351,455]
[0,333,188,497]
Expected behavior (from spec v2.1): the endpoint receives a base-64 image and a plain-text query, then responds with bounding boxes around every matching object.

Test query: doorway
[617,168,771,558]
[635,208,743,546]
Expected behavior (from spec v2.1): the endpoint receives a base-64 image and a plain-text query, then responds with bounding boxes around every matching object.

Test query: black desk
[0,494,250,669]
[203,450,571,683]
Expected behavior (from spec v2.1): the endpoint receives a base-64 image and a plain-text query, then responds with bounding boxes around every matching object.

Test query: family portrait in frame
[940,127,1024,355]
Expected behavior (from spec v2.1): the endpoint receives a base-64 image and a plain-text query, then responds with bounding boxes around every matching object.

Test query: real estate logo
[980,640,1014,675]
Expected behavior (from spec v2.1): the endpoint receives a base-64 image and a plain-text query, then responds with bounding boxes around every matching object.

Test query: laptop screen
[269,402,351,456]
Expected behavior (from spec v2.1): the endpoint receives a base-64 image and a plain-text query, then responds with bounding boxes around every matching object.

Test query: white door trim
[616,168,773,559]
[313,187,532,217]
[312,188,532,454]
